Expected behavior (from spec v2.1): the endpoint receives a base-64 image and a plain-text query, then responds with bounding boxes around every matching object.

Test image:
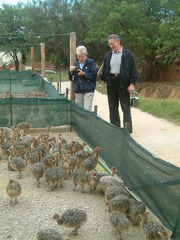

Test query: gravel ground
[0,130,168,240]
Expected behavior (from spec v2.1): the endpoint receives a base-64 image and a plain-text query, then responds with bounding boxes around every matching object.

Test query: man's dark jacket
[69,57,97,93]
[101,48,138,87]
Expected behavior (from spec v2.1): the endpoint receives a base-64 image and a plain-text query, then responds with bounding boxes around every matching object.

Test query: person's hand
[70,66,76,72]
[78,69,85,76]
[127,84,135,94]
[101,81,106,94]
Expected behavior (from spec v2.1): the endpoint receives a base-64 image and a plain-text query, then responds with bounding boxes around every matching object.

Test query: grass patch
[96,83,180,126]
[45,68,69,82]
[137,97,180,126]
[96,82,107,94]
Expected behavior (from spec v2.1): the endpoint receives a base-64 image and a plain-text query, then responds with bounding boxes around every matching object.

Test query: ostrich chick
[128,201,146,226]
[45,166,65,191]
[108,207,130,240]
[99,167,120,194]
[139,212,170,240]
[17,118,33,132]
[66,152,77,175]
[9,155,27,179]
[42,154,56,169]
[53,208,87,236]
[37,228,63,240]
[31,162,45,187]
[6,179,22,205]
[72,168,88,193]
[107,194,133,213]
[87,171,100,193]
[105,184,130,202]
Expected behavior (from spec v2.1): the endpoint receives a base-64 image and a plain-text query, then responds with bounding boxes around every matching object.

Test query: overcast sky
[0,0,29,7]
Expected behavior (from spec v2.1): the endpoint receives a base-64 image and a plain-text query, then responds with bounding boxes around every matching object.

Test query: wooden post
[94,105,98,114]
[40,43,46,77]
[31,47,34,71]
[69,32,76,101]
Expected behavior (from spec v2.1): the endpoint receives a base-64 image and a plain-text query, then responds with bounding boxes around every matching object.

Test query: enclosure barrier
[0,70,64,98]
[0,71,179,239]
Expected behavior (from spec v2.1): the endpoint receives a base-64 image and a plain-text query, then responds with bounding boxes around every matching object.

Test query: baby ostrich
[66,151,77,175]
[107,194,134,213]
[25,151,39,166]
[139,212,170,240]
[80,147,101,172]
[87,171,100,193]
[105,184,130,202]
[6,179,22,205]
[53,208,87,236]
[17,118,33,132]
[70,141,86,155]
[31,162,45,187]
[107,202,130,240]
[99,167,120,194]
[72,168,88,193]
[37,228,63,240]
[42,154,56,169]
[45,166,65,191]
[76,146,101,167]
[8,148,27,178]
[128,200,146,226]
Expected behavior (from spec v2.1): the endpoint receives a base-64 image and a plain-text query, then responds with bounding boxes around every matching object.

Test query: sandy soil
[0,130,160,240]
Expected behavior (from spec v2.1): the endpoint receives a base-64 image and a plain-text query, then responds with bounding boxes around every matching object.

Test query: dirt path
[60,82,180,167]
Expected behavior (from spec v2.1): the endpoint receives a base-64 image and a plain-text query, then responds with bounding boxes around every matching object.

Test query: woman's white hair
[76,45,88,56]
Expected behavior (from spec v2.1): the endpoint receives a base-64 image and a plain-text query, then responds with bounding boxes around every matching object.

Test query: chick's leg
[17,171,21,179]
[70,228,78,236]
[14,198,18,205]
[73,183,77,191]
[37,178,40,188]
[9,198,13,206]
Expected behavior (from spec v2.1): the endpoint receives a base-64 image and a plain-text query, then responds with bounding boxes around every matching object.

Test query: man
[101,34,138,133]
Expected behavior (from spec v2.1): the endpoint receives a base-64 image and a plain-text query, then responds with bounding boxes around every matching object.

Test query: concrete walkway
[55,81,180,167]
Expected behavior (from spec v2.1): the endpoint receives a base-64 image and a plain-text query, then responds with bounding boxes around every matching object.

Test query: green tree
[83,0,180,81]
[0,3,29,70]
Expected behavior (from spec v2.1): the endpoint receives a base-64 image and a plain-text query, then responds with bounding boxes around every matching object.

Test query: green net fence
[0,70,179,239]
[70,101,180,240]
[0,70,64,98]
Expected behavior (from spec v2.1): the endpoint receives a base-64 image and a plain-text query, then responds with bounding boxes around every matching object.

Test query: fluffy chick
[53,208,87,236]
[72,168,88,193]
[140,212,170,240]
[42,154,56,169]
[105,184,130,202]
[31,162,45,187]
[107,207,130,240]
[6,179,22,205]
[99,167,120,194]
[37,228,63,240]
[9,156,27,178]
[45,166,65,191]
[107,194,133,213]
[128,200,146,225]
[87,171,100,193]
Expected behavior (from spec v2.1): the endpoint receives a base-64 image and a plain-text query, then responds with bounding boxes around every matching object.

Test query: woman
[69,45,98,111]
